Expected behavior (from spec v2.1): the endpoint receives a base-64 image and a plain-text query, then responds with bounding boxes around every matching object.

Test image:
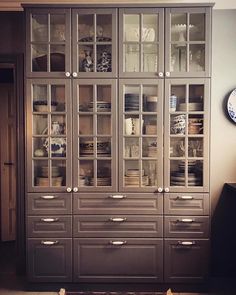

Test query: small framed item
[227,89,236,123]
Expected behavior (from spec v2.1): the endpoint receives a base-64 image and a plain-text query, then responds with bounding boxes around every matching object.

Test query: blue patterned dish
[227,89,236,123]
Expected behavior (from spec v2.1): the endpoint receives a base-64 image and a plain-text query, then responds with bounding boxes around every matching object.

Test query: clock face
[227,89,236,123]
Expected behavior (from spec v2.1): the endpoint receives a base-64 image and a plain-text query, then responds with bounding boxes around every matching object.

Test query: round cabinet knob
[164,187,170,193]
[158,72,164,77]
[66,187,72,193]
[165,72,170,77]
[157,187,163,193]
[65,72,71,78]
[73,187,78,192]
[72,72,78,78]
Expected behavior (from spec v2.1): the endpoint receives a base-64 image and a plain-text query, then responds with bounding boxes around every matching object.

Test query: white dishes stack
[125,169,149,186]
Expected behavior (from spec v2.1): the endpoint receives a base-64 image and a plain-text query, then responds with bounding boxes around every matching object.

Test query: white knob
[65,72,71,77]
[72,72,78,78]
[164,187,170,192]
[66,187,72,193]
[158,72,164,77]
[73,187,78,192]
[157,187,163,193]
[166,72,170,77]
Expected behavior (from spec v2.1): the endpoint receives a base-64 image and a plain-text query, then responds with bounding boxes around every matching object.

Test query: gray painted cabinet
[25,3,212,284]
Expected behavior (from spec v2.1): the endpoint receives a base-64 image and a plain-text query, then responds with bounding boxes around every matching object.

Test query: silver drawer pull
[109,217,127,222]
[110,240,127,246]
[40,218,59,223]
[40,195,56,200]
[176,195,193,200]
[177,218,194,223]
[178,241,195,246]
[41,240,58,245]
[109,195,126,199]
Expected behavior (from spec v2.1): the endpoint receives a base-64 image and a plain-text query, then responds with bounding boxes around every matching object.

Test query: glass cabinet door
[164,79,210,192]
[26,79,72,192]
[119,8,164,78]
[26,8,71,77]
[73,79,117,191]
[119,80,163,192]
[165,7,211,77]
[72,9,117,77]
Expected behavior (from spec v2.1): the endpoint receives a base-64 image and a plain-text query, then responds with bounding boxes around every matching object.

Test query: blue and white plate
[227,89,236,123]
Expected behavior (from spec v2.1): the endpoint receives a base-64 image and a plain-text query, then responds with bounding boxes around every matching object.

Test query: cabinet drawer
[27,238,72,282]
[164,193,209,215]
[164,216,209,238]
[73,193,162,214]
[27,193,72,215]
[73,238,163,282]
[73,215,163,238]
[164,239,209,283]
[27,216,72,237]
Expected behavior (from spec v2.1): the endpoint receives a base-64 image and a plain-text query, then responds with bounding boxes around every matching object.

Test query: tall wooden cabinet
[25,4,212,283]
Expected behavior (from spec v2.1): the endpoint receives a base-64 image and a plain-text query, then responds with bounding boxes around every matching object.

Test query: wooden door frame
[0,54,25,274]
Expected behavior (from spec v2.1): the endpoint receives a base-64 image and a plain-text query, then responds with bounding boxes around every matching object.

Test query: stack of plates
[40,166,60,177]
[79,140,111,156]
[125,169,148,186]
[90,177,111,186]
[147,146,158,157]
[178,102,203,111]
[88,101,111,112]
[170,172,202,186]
[125,94,139,111]
[178,160,196,172]
[36,176,63,187]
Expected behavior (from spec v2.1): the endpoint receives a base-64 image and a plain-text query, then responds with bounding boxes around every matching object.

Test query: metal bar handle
[177,218,194,223]
[109,217,127,222]
[40,195,56,200]
[40,218,59,223]
[110,240,127,246]
[176,195,193,200]
[109,195,126,199]
[41,240,59,245]
[178,241,195,246]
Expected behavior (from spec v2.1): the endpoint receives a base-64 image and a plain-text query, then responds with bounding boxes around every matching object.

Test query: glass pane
[79,137,94,157]
[97,45,112,72]
[125,115,141,136]
[33,85,48,111]
[33,114,48,135]
[142,138,157,158]
[32,14,48,42]
[171,44,187,72]
[33,137,48,158]
[125,138,139,158]
[189,44,205,72]
[124,44,139,72]
[34,160,48,186]
[32,45,48,72]
[50,137,66,158]
[143,44,158,72]
[78,85,93,112]
[142,160,157,187]
[124,160,140,187]
[190,13,205,41]
[51,85,65,111]
[97,85,111,111]
[51,115,66,135]
[51,160,66,187]
[124,86,140,112]
[78,14,94,42]
[170,159,185,187]
[189,85,204,111]
[79,115,93,135]
[79,160,94,186]
[143,85,158,112]
[188,115,204,135]
[50,14,65,42]
[124,14,140,42]
[188,160,203,186]
[143,115,157,136]
[170,85,186,112]
[171,13,187,42]
[188,138,203,157]
[97,14,112,41]
[50,45,65,72]
[97,137,111,157]
[79,45,94,72]
[170,138,185,158]
[96,160,111,186]
[142,14,158,42]
[170,114,186,135]
[97,115,111,135]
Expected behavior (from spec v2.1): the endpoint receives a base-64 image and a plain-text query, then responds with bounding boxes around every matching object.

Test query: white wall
[211,9,236,214]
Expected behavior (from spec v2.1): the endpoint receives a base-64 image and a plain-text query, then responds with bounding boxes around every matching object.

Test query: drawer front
[164,239,209,283]
[73,215,163,238]
[73,238,163,283]
[27,193,72,215]
[73,193,162,214]
[27,238,72,282]
[27,216,72,238]
[164,216,209,238]
[164,193,209,215]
